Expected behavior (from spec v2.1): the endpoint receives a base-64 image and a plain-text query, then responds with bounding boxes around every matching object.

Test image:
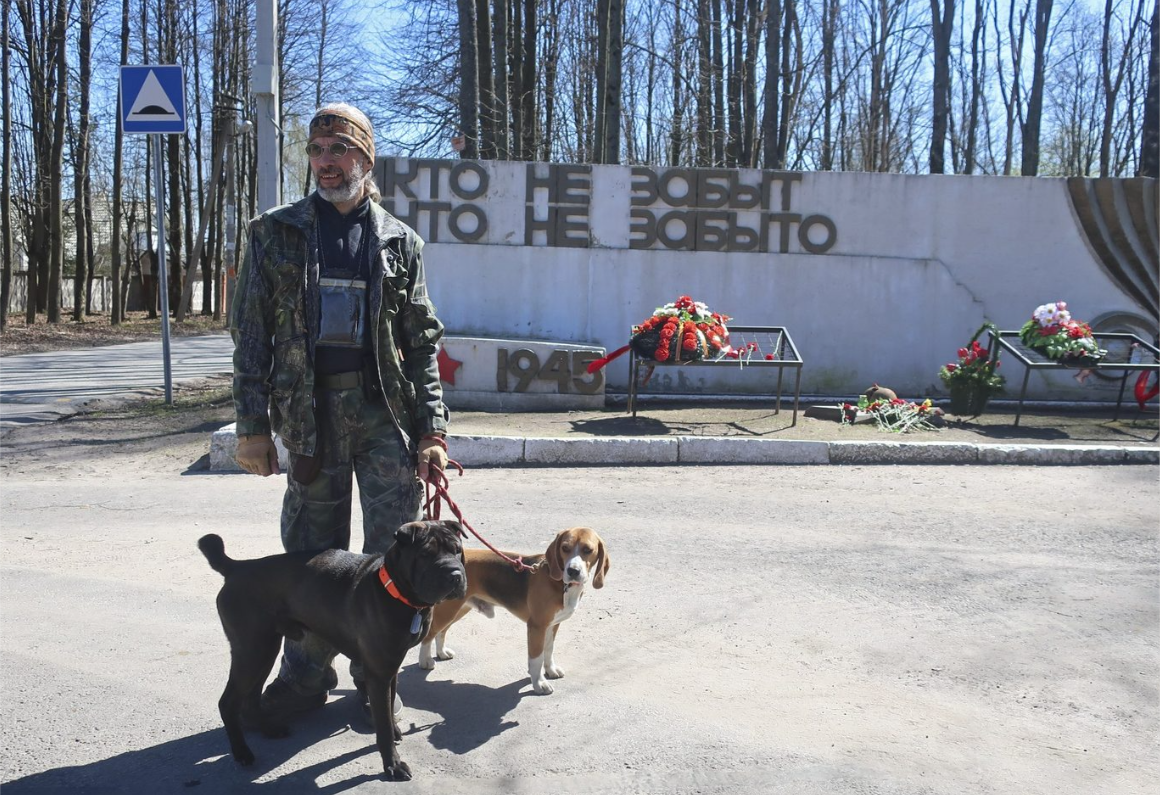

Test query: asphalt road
[1,451,1155,794]
[0,334,234,427]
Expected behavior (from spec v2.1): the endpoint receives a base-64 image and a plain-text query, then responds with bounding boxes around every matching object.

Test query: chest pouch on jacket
[317,276,368,348]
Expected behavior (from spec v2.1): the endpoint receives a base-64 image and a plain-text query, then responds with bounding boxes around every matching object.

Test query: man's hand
[235,434,281,476]
[417,435,448,483]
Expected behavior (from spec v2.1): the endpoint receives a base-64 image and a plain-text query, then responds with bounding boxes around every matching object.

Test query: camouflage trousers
[276,384,423,694]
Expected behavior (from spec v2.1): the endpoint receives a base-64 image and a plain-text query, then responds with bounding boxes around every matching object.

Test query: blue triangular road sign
[121,65,186,134]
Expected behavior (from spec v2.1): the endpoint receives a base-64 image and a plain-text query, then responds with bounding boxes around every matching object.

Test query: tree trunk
[670,0,685,166]
[696,0,712,165]
[47,0,67,323]
[510,0,523,159]
[72,108,86,322]
[494,0,510,159]
[603,0,623,163]
[457,0,480,158]
[111,0,130,323]
[821,0,835,170]
[712,0,726,165]
[1020,0,1052,176]
[742,0,759,167]
[594,0,608,163]
[777,0,795,169]
[72,0,93,318]
[476,0,496,158]
[1,3,10,331]
[726,0,742,166]
[521,0,537,159]
[964,0,983,173]
[542,0,560,160]
[1143,0,1159,177]
[930,0,954,174]
[763,0,781,168]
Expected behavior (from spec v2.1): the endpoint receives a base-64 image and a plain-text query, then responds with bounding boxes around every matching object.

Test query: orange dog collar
[378,565,429,609]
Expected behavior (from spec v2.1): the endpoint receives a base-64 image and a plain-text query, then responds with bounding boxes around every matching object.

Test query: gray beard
[316,159,367,204]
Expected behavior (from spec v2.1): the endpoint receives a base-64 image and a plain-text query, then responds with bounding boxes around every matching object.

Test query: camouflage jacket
[231,194,449,455]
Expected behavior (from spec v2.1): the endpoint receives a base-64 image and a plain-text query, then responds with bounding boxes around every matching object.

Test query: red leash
[423,460,537,574]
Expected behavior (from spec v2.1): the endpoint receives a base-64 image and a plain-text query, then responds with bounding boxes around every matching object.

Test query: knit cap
[309,103,375,162]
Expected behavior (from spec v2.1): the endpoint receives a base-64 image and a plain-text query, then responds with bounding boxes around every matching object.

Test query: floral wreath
[588,295,769,373]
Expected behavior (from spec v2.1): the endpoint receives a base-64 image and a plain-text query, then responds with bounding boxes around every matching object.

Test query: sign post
[120,64,186,404]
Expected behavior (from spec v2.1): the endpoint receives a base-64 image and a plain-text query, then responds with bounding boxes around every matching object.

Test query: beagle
[418,527,609,694]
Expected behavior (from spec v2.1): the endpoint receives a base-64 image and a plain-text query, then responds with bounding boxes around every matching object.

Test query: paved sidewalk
[211,399,1160,469]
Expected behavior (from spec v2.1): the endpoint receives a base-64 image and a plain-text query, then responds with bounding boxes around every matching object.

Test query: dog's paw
[383,759,413,781]
[532,679,555,695]
[232,747,256,766]
[545,664,565,680]
[435,646,456,661]
[418,654,436,670]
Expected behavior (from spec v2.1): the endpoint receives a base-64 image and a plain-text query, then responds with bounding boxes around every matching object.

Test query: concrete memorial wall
[377,156,1157,401]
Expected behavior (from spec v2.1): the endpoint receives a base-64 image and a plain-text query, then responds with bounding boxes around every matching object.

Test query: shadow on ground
[1,666,528,793]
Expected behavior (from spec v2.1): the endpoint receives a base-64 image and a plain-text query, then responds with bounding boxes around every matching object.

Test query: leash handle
[422,462,537,573]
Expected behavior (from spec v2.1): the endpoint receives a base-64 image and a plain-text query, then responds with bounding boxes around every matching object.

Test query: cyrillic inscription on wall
[379,158,836,254]
[629,169,836,254]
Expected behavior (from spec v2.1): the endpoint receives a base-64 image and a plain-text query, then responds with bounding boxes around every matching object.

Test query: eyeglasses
[305,141,352,159]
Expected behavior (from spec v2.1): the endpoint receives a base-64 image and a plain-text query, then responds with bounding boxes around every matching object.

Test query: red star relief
[437,347,463,386]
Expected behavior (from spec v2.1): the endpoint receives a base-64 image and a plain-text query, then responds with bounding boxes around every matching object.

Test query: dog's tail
[198,534,234,576]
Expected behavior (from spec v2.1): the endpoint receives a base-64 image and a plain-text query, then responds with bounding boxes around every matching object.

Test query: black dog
[199,519,468,780]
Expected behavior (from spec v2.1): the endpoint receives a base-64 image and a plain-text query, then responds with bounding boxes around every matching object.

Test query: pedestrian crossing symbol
[120,65,186,134]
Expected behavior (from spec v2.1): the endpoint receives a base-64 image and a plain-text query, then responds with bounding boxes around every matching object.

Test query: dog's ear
[545,532,565,581]
[593,539,610,589]
[394,522,419,546]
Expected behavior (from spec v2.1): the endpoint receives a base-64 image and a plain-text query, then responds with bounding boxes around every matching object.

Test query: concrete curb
[206,426,1159,469]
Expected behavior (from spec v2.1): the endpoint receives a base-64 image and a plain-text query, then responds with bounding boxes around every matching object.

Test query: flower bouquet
[587,295,761,373]
[939,322,1005,416]
[1017,301,1106,367]
[841,395,944,433]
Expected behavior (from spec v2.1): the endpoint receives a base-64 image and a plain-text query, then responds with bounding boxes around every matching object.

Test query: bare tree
[930,0,954,173]
[46,0,68,322]
[494,0,510,159]
[696,0,713,164]
[599,0,623,163]
[963,0,985,173]
[110,0,130,323]
[1021,0,1053,175]
[521,0,537,159]
[1143,0,1158,176]
[476,0,497,158]
[542,0,561,160]
[670,0,686,165]
[456,0,480,158]
[1,2,12,332]
[1099,0,1147,177]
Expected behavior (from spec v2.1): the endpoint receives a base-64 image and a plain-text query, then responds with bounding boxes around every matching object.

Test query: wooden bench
[627,325,804,425]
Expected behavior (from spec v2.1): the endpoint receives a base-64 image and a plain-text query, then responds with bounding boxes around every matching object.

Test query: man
[231,102,449,718]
